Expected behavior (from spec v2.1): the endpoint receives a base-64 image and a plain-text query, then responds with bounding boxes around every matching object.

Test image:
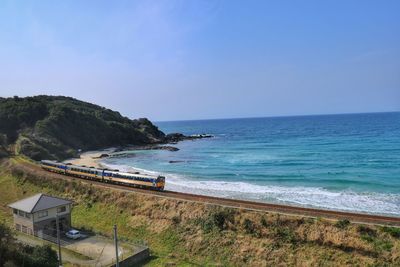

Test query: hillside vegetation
[0,222,58,267]
[0,96,165,160]
[1,158,399,266]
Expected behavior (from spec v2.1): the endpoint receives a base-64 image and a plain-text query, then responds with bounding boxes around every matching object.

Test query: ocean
[102,112,400,216]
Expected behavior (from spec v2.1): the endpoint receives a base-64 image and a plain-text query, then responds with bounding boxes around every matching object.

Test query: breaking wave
[101,161,400,216]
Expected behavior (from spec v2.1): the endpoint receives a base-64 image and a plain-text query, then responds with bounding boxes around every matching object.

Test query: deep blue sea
[103,112,400,216]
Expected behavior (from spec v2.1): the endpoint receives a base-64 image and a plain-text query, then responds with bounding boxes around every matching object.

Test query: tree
[0,222,16,267]
[0,223,58,267]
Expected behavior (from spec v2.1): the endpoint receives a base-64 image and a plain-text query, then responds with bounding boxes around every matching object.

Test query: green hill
[0,95,166,160]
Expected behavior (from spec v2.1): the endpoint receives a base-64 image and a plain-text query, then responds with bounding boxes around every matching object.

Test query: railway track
[17,159,400,226]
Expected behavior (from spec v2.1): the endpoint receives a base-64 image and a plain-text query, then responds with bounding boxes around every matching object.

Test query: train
[40,160,165,190]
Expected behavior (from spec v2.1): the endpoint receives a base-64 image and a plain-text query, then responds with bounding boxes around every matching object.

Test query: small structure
[8,193,72,237]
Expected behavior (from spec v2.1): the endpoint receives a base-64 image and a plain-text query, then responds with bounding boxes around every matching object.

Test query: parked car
[66,229,81,239]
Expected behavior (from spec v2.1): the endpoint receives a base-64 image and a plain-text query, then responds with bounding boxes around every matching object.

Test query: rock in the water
[164,133,213,143]
[169,160,185,163]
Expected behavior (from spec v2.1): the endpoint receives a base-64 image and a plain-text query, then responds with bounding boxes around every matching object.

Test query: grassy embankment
[1,157,400,266]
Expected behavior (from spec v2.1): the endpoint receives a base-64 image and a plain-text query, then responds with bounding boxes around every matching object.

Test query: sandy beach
[63,148,116,168]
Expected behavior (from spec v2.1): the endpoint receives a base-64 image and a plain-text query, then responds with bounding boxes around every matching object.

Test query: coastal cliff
[0,95,187,160]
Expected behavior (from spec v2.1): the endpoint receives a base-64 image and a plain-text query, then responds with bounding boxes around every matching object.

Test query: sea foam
[101,161,400,216]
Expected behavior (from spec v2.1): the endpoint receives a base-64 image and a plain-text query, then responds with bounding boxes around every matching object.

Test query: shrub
[357,225,376,237]
[260,217,268,227]
[274,227,298,244]
[335,219,350,229]
[0,223,58,267]
[372,239,393,252]
[243,219,255,234]
[199,208,235,232]
[172,216,181,225]
[10,167,24,179]
[358,228,393,253]
[22,244,58,267]
[381,226,400,238]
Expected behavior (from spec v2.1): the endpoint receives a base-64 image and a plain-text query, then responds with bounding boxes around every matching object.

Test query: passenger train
[40,160,165,190]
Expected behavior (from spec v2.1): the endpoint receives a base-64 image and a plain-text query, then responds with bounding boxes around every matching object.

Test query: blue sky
[0,0,399,121]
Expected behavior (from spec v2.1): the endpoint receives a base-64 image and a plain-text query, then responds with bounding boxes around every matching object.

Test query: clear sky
[0,0,399,121]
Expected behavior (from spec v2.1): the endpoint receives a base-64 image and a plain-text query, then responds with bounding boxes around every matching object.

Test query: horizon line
[155,110,400,123]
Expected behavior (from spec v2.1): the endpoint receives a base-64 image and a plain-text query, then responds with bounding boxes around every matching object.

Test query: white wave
[99,161,400,216]
[166,175,400,216]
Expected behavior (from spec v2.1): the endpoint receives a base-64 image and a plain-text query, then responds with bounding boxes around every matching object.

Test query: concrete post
[114,224,119,267]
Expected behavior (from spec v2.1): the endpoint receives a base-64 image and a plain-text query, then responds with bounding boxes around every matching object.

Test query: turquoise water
[103,112,400,216]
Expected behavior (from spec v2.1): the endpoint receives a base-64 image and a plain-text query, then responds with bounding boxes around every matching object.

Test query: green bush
[274,227,298,244]
[372,239,393,252]
[18,244,58,267]
[0,222,58,267]
[199,208,235,233]
[381,226,400,238]
[335,219,350,229]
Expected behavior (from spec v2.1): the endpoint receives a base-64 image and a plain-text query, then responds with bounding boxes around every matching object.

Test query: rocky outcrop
[164,133,213,143]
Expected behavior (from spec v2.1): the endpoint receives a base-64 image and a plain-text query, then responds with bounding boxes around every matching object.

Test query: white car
[65,229,81,240]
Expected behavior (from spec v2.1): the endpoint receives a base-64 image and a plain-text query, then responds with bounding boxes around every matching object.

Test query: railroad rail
[16,159,400,226]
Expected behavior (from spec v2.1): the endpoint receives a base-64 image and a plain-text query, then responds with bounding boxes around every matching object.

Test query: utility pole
[114,224,120,267]
[56,215,63,267]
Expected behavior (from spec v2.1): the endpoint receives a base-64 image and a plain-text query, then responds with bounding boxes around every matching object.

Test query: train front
[156,176,166,190]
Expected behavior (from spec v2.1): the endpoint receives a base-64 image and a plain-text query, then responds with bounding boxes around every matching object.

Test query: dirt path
[16,158,400,226]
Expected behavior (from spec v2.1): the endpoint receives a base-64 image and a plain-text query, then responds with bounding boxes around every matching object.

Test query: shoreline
[62,148,400,218]
[16,158,400,225]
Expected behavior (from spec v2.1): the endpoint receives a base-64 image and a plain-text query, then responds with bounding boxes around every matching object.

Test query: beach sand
[64,148,116,168]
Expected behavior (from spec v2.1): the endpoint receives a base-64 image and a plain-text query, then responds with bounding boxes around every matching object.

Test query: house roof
[8,193,72,213]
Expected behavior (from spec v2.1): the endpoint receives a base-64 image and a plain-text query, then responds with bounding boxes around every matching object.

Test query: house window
[18,210,25,217]
[25,213,31,219]
[38,211,48,218]
[13,209,18,215]
[57,206,66,213]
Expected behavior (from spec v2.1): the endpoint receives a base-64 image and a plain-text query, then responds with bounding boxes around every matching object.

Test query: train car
[40,160,165,190]
[103,169,165,190]
[41,160,67,174]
